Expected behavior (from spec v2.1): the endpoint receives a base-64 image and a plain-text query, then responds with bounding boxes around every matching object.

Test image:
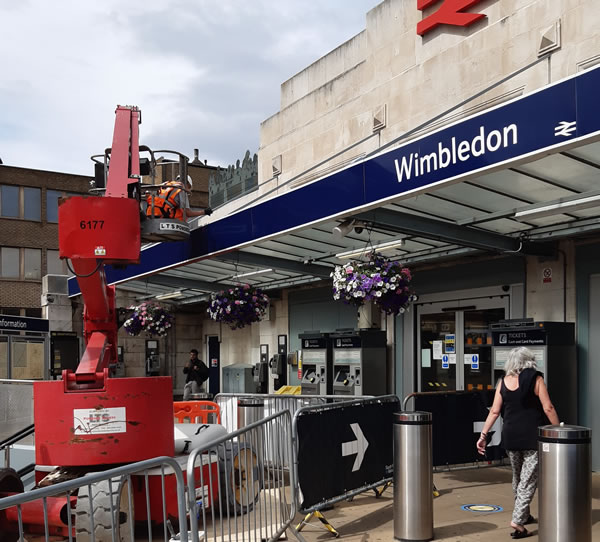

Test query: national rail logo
[394,124,518,183]
[418,0,488,36]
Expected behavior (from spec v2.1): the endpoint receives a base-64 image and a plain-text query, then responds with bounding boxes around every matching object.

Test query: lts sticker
[73,407,127,435]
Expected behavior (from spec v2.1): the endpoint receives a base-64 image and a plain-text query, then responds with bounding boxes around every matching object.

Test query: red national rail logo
[417,0,487,36]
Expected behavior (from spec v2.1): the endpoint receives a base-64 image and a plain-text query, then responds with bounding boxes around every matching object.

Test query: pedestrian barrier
[403,390,506,467]
[214,392,372,469]
[0,455,189,541]
[293,395,399,513]
[186,409,299,542]
[174,400,222,424]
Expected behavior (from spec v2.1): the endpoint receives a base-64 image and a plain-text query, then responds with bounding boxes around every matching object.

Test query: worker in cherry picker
[146,174,212,221]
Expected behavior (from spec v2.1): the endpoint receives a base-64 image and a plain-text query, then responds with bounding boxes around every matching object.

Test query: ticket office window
[418,297,508,392]
[10,338,46,379]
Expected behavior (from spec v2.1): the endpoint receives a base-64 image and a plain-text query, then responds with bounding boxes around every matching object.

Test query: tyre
[75,476,134,542]
[218,442,262,515]
[0,468,25,542]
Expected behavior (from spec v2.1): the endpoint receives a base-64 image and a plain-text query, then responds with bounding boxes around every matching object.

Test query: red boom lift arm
[34,106,175,468]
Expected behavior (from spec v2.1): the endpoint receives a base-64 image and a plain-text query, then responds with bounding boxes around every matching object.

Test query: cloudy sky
[0,1,377,176]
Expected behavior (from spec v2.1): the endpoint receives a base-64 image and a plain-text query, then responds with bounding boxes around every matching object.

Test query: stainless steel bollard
[394,411,433,542]
[538,424,592,542]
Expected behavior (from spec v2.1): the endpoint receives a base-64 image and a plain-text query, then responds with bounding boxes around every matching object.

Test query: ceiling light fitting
[514,194,600,220]
[231,268,273,279]
[335,239,405,260]
[155,290,183,300]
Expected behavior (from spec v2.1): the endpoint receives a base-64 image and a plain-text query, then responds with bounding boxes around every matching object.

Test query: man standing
[183,349,209,400]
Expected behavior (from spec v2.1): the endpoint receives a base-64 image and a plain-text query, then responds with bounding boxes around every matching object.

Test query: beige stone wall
[259,0,600,191]
[526,240,576,322]
[202,295,289,394]
[112,290,288,393]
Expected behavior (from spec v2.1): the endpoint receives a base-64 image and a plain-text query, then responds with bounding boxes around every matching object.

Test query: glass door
[463,307,505,392]
[419,311,457,391]
[417,296,508,391]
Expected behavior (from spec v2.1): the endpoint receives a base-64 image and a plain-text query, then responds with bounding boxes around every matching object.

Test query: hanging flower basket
[331,252,417,315]
[123,302,173,337]
[207,284,270,330]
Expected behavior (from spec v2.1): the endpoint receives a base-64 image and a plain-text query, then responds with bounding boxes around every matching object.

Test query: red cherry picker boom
[3,106,213,540]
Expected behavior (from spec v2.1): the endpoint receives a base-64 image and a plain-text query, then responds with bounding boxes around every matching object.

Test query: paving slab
[292,466,600,542]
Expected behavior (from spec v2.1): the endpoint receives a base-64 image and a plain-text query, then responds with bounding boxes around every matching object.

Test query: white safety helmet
[176,174,193,189]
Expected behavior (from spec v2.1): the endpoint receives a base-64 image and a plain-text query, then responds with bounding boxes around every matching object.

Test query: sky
[0,0,377,176]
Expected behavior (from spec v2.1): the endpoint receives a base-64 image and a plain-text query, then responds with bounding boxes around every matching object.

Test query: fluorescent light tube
[514,194,600,220]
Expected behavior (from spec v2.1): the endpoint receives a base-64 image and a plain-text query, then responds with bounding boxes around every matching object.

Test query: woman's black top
[500,368,545,451]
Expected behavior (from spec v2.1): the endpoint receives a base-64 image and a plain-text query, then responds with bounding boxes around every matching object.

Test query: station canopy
[68,66,600,307]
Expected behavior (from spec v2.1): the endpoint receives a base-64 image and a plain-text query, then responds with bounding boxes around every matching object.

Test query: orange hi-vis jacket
[146,181,185,220]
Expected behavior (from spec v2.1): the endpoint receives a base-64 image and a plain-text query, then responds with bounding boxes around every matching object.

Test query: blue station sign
[69,66,600,295]
[364,66,600,203]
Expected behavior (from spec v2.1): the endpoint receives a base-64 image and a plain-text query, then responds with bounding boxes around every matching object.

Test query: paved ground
[292,466,600,542]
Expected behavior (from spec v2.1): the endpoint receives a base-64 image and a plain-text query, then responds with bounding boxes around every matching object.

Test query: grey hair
[504,346,537,376]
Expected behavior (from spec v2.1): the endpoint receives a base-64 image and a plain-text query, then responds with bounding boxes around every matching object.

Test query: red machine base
[34,377,175,466]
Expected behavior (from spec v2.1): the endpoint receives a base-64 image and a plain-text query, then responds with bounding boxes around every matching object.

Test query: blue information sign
[442,355,449,369]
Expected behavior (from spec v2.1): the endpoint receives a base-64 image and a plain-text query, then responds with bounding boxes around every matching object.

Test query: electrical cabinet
[222,363,256,393]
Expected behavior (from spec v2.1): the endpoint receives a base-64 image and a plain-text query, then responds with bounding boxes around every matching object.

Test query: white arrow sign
[341,423,369,472]
[474,415,503,447]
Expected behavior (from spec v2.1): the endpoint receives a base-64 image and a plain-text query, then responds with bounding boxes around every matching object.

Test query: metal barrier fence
[214,393,372,469]
[0,456,188,542]
[403,390,506,468]
[292,395,398,513]
[0,379,34,443]
[186,410,298,542]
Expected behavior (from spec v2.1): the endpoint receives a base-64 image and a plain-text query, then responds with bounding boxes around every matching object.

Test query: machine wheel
[75,476,134,542]
[0,468,25,542]
[218,443,262,515]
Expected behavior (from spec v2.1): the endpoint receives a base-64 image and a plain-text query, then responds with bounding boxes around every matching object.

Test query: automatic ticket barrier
[491,319,576,423]
[331,330,387,396]
[299,332,332,395]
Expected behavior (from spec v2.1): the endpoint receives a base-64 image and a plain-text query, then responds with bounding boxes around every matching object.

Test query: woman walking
[476,346,559,539]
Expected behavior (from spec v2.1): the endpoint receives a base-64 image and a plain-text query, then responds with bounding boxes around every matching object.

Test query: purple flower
[331,252,416,315]
[208,285,270,330]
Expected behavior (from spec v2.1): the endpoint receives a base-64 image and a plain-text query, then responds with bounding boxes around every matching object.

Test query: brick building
[0,153,214,319]
[0,165,91,317]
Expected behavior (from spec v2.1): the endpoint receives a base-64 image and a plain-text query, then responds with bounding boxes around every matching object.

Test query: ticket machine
[491,319,576,423]
[331,329,387,396]
[299,332,332,395]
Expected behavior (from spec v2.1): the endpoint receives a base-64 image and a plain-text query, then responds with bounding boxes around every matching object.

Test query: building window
[46,190,61,223]
[24,248,41,279]
[0,185,41,221]
[0,185,19,218]
[1,247,43,280]
[24,187,41,221]
[25,308,42,318]
[0,247,19,278]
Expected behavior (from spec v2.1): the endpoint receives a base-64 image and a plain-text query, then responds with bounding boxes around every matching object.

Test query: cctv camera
[502,285,510,292]
[332,219,355,238]
[354,226,364,234]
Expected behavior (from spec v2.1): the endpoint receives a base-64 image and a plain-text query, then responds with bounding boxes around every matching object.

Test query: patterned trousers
[507,449,539,525]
